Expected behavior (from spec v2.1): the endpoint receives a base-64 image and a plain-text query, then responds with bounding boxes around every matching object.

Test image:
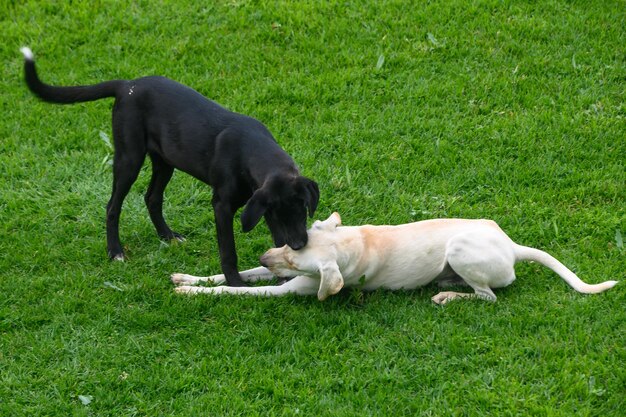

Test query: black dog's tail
[20,47,124,104]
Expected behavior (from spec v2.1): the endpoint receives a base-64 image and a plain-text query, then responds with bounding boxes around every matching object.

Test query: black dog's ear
[298,177,320,218]
[241,189,269,232]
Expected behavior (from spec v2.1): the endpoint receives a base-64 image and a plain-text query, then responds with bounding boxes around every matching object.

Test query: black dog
[20,47,319,286]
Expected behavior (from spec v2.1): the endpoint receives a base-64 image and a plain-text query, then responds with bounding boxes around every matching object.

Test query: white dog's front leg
[175,275,320,297]
[238,267,276,282]
[170,272,225,286]
[171,267,275,286]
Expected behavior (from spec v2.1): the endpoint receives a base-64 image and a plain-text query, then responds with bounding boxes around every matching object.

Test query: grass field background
[1,1,624,415]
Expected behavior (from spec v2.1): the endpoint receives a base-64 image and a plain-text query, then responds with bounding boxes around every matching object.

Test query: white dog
[172,213,617,304]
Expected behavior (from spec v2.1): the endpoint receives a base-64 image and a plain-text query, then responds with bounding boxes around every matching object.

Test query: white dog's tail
[513,245,617,294]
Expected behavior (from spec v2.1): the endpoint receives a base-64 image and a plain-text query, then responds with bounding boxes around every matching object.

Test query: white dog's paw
[432,291,457,305]
[171,273,201,286]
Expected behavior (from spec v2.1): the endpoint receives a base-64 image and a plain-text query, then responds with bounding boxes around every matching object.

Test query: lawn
[1,0,624,415]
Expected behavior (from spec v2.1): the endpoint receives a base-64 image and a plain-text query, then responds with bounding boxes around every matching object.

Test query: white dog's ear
[316,212,341,231]
[317,261,344,301]
[329,212,342,226]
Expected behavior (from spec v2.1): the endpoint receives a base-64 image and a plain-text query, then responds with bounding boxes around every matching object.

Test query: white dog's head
[260,212,344,301]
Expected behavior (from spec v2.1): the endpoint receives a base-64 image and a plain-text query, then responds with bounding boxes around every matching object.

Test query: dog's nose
[288,237,307,250]
[289,242,305,251]
[259,254,269,267]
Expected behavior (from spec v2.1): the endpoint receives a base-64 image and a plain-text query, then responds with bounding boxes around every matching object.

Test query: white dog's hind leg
[175,275,320,297]
[438,231,516,303]
[171,267,274,286]
[437,263,503,304]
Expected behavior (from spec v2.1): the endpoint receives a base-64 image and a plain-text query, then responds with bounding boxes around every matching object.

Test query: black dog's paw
[227,278,250,287]
[159,230,186,243]
[108,251,126,262]
[170,231,186,243]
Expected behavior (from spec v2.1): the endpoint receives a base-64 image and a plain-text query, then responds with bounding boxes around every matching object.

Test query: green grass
[1,0,625,415]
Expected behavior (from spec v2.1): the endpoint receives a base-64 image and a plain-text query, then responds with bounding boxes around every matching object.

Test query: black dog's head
[241,175,319,250]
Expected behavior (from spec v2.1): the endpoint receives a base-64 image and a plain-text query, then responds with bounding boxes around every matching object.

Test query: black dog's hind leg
[106,112,146,260]
[145,153,184,242]
[212,195,246,287]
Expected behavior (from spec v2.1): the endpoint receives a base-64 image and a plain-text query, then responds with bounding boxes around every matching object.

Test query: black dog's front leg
[212,198,247,287]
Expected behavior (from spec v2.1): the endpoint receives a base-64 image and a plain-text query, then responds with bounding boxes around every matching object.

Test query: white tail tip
[583,280,618,294]
[20,47,34,61]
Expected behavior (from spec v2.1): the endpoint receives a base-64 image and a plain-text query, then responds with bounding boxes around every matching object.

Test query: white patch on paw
[20,47,34,60]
